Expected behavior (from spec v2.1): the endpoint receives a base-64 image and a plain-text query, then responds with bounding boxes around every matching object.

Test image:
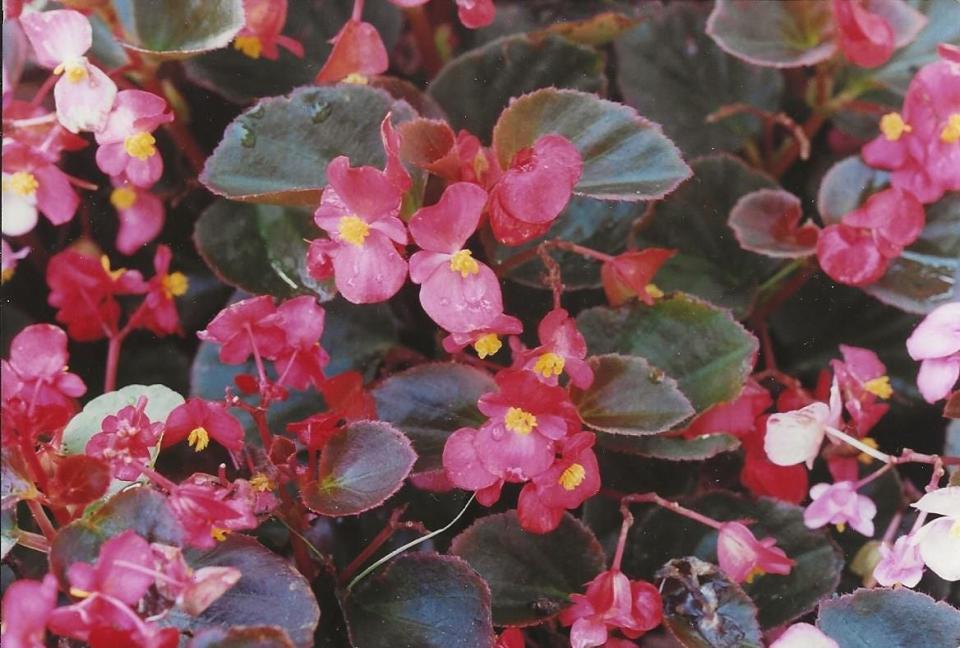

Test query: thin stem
[826,426,892,463]
[104,335,122,392]
[621,493,725,531]
[613,503,636,571]
[138,465,178,492]
[406,6,443,77]
[26,499,57,541]
[28,73,58,110]
[855,462,895,490]
[16,530,50,553]
[340,507,408,586]
[352,0,365,21]
[251,409,273,449]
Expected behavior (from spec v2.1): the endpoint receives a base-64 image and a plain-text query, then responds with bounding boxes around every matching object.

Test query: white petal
[2,189,39,236]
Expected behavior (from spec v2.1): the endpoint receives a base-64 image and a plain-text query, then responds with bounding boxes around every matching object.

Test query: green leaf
[817,588,960,648]
[166,536,320,648]
[576,295,758,412]
[428,34,605,143]
[450,511,606,626]
[112,0,245,58]
[597,432,741,461]
[571,354,695,436]
[194,200,334,301]
[344,553,495,648]
[871,0,960,94]
[817,156,889,223]
[637,154,780,317]
[1,455,33,509]
[729,189,819,258]
[658,556,763,648]
[373,363,494,474]
[624,492,844,629]
[189,626,296,648]
[492,88,691,201]
[200,84,418,204]
[615,2,784,156]
[1,509,19,559]
[302,421,416,516]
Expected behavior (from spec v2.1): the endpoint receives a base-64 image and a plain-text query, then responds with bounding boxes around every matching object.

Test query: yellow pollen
[1,267,14,284]
[863,376,892,400]
[534,352,565,378]
[110,186,137,211]
[187,427,210,452]
[645,283,664,300]
[941,114,960,144]
[124,132,157,161]
[473,333,502,359]
[69,587,93,599]
[250,473,276,492]
[162,272,189,299]
[338,215,370,247]
[55,59,88,83]
[744,567,765,584]
[343,73,369,85]
[211,527,229,542]
[558,463,586,491]
[951,520,960,538]
[857,437,879,465]
[472,151,489,179]
[449,249,480,277]
[234,35,263,59]
[100,256,127,281]
[6,171,39,197]
[504,407,537,435]
[835,522,847,533]
[879,112,911,141]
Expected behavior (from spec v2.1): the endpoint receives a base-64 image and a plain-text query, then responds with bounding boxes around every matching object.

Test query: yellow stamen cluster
[449,249,480,277]
[473,333,502,358]
[211,527,229,542]
[5,171,39,197]
[835,522,847,533]
[951,520,960,538]
[644,284,664,300]
[941,114,960,144]
[56,59,88,83]
[234,35,263,59]
[188,426,210,452]
[110,186,137,211]
[100,256,127,281]
[857,437,880,465]
[338,215,370,247]
[863,376,893,400]
[744,567,765,584]
[343,73,369,85]
[69,587,93,599]
[558,463,586,491]
[879,112,911,141]
[162,272,189,299]
[504,407,537,435]
[124,132,157,161]
[534,352,565,379]
[250,473,276,492]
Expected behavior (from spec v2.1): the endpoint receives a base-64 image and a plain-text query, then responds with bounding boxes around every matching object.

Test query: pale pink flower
[95,90,173,188]
[911,486,960,581]
[769,623,839,648]
[715,521,794,584]
[906,302,960,403]
[109,181,164,255]
[765,379,841,468]
[804,481,877,536]
[873,534,924,587]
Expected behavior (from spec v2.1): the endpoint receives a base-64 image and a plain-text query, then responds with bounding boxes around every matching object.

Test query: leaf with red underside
[302,420,416,516]
[729,189,819,258]
[47,455,111,508]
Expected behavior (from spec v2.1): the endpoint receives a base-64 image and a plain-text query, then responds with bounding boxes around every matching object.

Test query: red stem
[621,492,725,531]
[406,6,443,77]
[26,499,57,541]
[28,73,58,110]
[339,507,415,586]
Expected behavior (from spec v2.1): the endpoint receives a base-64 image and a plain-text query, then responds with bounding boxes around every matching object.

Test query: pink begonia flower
[197,295,287,365]
[830,344,891,434]
[138,245,187,337]
[49,594,178,648]
[274,295,330,391]
[769,623,839,648]
[601,248,676,307]
[765,378,841,468]
[151,544,241,616]
[804,481,877,536]
[682,378,771,440]
[85,396,164,481]
[5,324,86,400]
[167,474,258,549]
[816,223,889,286]
[314,19,388,84]
[95,90,173,188]
[456,0,496,28]
[494,627,524,648]
[911,486,960,581]
[409,182,504,333]
[380,115,412,193]
[488,135,583,245]
[517,432,601,533]
[2,141,79,236]
[163,398,245,453]
[311,157,408,304]
[66,531,156,606]
[873,534,924,587]
[1,239,30,282]
[233,0,304,60]
[109,182,164,255]
[19,9,117,133]
[558,569,662,648]
[0,573,58,648]
[513,307,594,389]
[715,521,794,584]
[832,0,893,68]
[441,312,523,359]
[905,302,960,403]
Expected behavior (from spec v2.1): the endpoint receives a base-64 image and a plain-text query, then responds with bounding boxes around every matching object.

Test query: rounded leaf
[598,432,741,461]
[113,0,245,58]
[729,189,819,258]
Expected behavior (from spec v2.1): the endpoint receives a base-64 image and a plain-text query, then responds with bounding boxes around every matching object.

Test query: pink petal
[20,9,92,68]
[496,135,582,225]
[314,19,388,83]
[325,156,401,220]
[408,182,487,253]
[442,427,498,490]
[833,0,894,68]
[916,357,960,403]
[124,153,164,188]
[456,0,496,29]
[53,62,116,133]
[816,223,889,286]
[916,517,960,581]
[418,262,504,333]
[906,303,960,360]
[95,89,172,144]
[331,231,407,304]
[769,623,839,648]
[408,250,449,284]
[1,186,38,236]
[764,402,830,468]
[116,190,164,255]
[95,142,128,177]
[34,164,79,226]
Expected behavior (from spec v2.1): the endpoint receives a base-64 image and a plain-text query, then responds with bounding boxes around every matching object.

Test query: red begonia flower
[601,248,676,307]
[314,19,388,84]
[441,312,523,359]
[514,307,594,389]
[832,0,894,68]
[167,474,258,549]
[197,295,286,365]
[518,432,601,533]
[138,245,187,337]
[274,296,330,391]
[559,569,662,648]
[85,396,164,481]
[163,398,244,453]
[0,573,58,648]
[110,182,164,255]
[234,0,305,60]
[716,521,794,583]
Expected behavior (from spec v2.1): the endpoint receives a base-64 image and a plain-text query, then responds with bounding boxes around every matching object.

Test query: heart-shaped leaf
[492,88,691,201]
[571,354,695,436]
[429,34,605,142]
[112,0,245,58]
[450,511,606,626]
[577,295,758,413]
[867,0,955,93]
[598,432,741,461]
[194,200,334,301]
[373,363,495,474]
[729,189,819,258]
[817,588,960,648]
[817,156,889,223]
[344,553,495,648]
[302,421,416,516]
[615,1,784,156]
[200,84,417,204]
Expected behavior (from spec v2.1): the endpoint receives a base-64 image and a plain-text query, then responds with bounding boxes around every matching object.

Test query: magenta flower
[906,302,960,403]
[138,245,187,337]
[716,521,794,584]
[765,379,841,468]
[601,248,676,307]
[167,474,258,549]
[151,544,241,616]
[64,531,156,606]
[274,295,330,391]
[559,569,662,648]
[311,157,408,304]
[514,307,594,389]
[873,534,924,587]
[912,486,960,581]
[409,182,504,333]
[163,398,245,453]
[1,239,30,282]
[441,312,523,359]
[830,344,891,434]
[804,481,877,536]
[4,323,86,402]
[19,9,117,133]
[2,141,79,236]
[198,295,286,365]
[233,0,304,60]
[769,623,839,648]
[95,90,173,188]
[110,182,164,255]
[0,573,58,648]
[455,0,496,28]
[314,18,388,84]
[488,135,582,245]
[831,0,893,68]
[85,396,164,481]
[517,432,601,533]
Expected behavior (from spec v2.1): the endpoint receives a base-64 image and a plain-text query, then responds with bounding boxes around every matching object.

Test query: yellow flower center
[558,462,586,491]
[6,171,39,197]
[250,473,276,492]
[162,272,189,299]
[124,132,157,161]
[534,352,565,378]
[645,283,664,300]
[100,256,127,281]
[338,215,370,247]
[69,587,93,599]
[211,527,229,542]
[234,35,263,59]
[857,437,880,465]
[449,249,480,277]
[473,333,502,359]
[744,566,765,584]
[504,407,537,435]
[343,73,369,85]
[835,522,847,533]
[863,376,892,400]
[55,59,88,83]
[1,267,14,284]
[110,186,138,210]
[188,427,210,452]
[951,520,960,538]
[472,151,489,179]
[941,114,960,144]
[879,112,911,141]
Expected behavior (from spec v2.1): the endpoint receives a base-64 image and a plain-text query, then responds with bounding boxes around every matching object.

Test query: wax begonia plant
[2,2,958,648]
